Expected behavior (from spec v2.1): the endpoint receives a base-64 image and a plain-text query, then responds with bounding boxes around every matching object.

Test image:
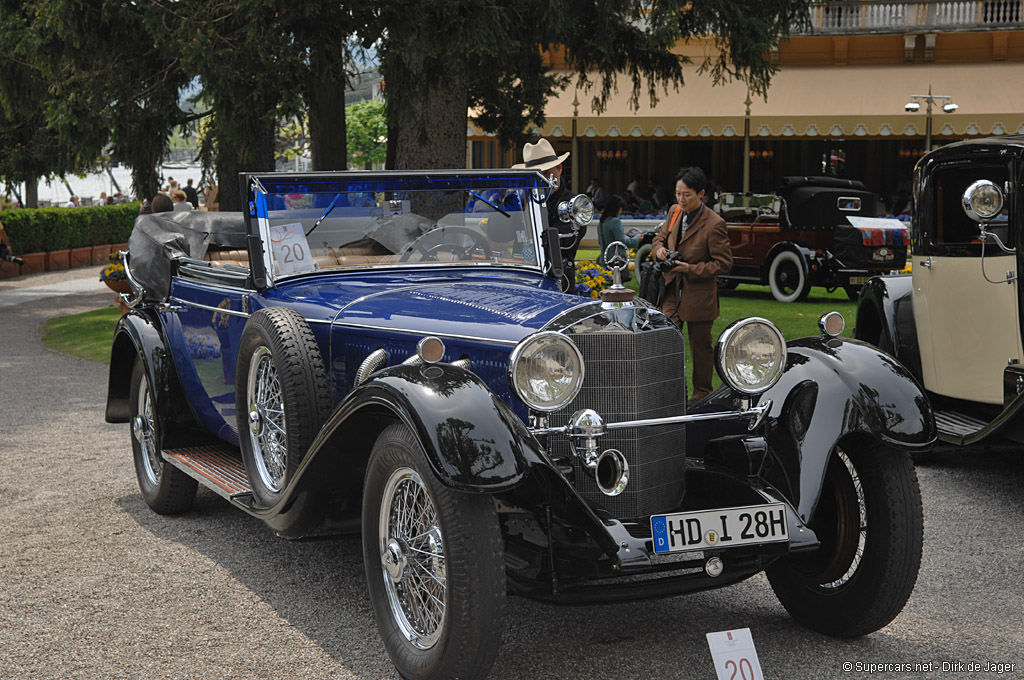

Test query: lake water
[19,163,205,206]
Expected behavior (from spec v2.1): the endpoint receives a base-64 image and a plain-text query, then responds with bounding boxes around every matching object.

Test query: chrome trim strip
[327,321,519,346]
[534,401,773,435]
[169,296,251,317]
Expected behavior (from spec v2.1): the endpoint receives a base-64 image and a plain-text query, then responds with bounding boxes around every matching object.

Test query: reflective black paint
[762,335,936,522]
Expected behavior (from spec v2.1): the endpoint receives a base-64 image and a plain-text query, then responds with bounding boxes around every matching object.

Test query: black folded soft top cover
[127,211,247,300]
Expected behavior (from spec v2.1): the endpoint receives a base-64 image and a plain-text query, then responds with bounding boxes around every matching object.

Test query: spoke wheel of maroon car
[768,250,811,303]
[235,307,331,507]
[766,437,923,637]
[363,423,505,680]
[130,359,197,514]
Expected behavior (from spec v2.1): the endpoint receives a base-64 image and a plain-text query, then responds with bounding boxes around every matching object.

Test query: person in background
[151,193,173,213]
[586,177,606,208]
[597,195,639,267]
[99,192,108,205]
[171,189,193,211]
[627,175,642,197]
[139,198,152,215]
[104,195,114,205]
[511,138,581,293]
[183,178,200,209]
[65,196,80,208]
[653,166,732,405]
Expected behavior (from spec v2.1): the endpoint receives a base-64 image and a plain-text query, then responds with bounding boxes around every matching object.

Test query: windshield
[251,173,545,279]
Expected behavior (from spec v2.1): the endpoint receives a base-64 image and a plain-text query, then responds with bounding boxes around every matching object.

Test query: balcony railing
[794,0,1023,33]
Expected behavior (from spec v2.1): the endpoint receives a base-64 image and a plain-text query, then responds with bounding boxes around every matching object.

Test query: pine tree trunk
[308,58,348,171]
[389,58,467,170]
[24,179,38,209]
[216,116,276,212]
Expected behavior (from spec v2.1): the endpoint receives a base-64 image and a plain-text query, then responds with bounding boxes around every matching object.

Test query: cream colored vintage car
[855,136,1023,447]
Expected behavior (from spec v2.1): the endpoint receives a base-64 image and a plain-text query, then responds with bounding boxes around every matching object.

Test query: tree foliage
[369,0,810,168]
[346,99,387,169]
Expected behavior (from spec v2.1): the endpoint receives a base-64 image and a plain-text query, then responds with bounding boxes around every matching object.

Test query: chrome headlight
[557,195,595,226]
[508,331,585,412]
[962,179,1004,222]
[715,318,786,395]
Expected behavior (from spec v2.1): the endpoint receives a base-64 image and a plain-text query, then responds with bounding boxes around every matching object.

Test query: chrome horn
[567,409,629,496]
[594,448,629,496]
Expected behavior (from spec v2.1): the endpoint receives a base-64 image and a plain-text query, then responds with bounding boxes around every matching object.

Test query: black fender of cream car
[853,274,923,381]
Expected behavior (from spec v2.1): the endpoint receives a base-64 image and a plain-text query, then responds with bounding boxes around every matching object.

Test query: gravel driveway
[1,288,1022,679]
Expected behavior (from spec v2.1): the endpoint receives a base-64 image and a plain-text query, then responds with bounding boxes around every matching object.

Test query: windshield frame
[244,170,550,287]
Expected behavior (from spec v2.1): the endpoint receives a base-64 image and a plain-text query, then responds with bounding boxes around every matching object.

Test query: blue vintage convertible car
[106,169,935,680]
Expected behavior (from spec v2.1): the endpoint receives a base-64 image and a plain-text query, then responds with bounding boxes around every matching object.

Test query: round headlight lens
[715,318,787,395]
[558,195,595,226]
[962,179,1004,221]
[509,332,585,412]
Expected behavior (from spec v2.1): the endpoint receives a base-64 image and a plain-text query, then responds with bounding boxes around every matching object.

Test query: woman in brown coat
[653,166,733,402]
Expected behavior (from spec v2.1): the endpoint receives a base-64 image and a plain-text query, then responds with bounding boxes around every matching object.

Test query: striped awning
[468,62,1024,140]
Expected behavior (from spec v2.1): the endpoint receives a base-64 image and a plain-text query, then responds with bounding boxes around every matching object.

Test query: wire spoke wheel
[130,359,196,514]
[767,438,922,637]
[380,467,447,649]
[134,370,161,486]
[248,348,287,492]
[363,423,505,680]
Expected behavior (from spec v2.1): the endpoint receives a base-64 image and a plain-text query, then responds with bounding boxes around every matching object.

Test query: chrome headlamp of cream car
[557,195,595,226]
[962,179,1004,222]
[715,318,787,395]
[508,331,585,412]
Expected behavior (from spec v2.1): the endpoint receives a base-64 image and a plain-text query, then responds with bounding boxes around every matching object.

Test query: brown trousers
[681,320,714,401]
[661,285,715,401]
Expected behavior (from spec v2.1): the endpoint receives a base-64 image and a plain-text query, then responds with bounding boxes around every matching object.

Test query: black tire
[767,438,923,637]
[363,423,505,680]
[844,284,862,301]
[717,278,739,291]
[130,359,197,514]
[768,250,811,303]
[235,307,331,506]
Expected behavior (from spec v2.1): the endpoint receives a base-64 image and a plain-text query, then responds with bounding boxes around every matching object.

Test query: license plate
[651,504,788,554]
[848,276,871,285]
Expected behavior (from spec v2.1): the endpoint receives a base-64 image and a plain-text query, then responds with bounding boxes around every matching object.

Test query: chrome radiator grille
[549,326,687,519]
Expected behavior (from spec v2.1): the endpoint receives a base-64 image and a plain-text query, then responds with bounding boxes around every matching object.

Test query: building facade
[468,0,1024,211]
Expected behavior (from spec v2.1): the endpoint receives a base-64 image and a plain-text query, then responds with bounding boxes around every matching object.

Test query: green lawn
[41,305,122,363]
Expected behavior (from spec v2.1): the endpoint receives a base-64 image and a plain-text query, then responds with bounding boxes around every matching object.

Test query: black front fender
[762,335,936,523]
[313,363,536,492]
[105,308,199,446]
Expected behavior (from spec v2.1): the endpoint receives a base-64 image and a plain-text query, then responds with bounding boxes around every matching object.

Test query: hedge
[0,203,140,254]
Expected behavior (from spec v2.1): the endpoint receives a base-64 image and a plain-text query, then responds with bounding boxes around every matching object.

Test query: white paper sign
[706,628,765,680]
[846,216,909,231]
[269,222,314,276]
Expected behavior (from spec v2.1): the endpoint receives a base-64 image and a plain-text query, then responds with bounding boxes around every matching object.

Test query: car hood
[283,277,591,346]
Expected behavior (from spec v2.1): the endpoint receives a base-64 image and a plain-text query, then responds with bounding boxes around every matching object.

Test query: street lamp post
[905,85,958,152]
[571,92,580,195]
[742,92,752,194]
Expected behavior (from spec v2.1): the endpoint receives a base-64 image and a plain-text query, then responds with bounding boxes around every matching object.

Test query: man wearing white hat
[513,138,581,294]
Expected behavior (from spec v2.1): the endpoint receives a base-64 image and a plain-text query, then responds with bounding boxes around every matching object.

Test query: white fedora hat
[512,138,570,172]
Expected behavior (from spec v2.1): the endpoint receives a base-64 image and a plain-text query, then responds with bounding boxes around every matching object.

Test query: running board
[934,409,989,443]
[162,444,255,507]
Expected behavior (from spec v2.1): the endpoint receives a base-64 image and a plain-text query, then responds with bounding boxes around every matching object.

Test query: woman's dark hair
[151,193,173,213]
[675,166,708,193]
[600,195,623,222]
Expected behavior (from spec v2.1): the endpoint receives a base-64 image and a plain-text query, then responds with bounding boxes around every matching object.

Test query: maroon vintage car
[716,176,909,302]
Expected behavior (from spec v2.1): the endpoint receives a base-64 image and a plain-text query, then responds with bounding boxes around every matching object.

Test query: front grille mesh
[549,327,687,519]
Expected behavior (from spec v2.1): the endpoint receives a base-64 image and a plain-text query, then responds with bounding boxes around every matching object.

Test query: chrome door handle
[919,257,932,268]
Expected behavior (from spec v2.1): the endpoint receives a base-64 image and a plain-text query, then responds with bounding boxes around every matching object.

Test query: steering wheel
[399,226,492,262]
